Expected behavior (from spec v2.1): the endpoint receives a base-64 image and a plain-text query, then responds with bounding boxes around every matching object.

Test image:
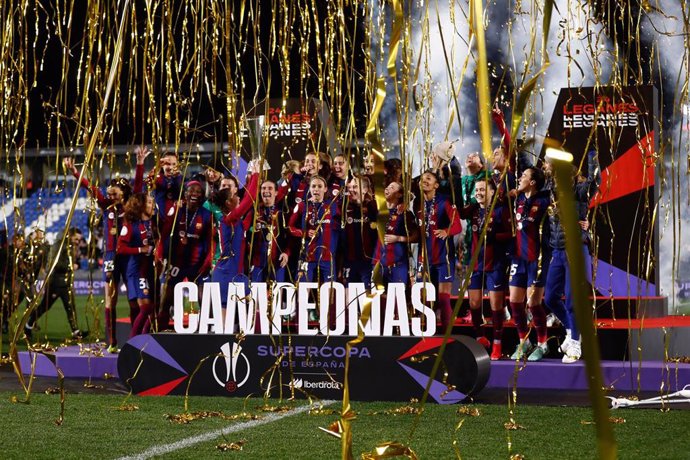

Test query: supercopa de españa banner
[173,281,438,337]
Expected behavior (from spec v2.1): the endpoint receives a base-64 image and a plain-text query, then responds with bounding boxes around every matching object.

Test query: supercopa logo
[212,342,251,393]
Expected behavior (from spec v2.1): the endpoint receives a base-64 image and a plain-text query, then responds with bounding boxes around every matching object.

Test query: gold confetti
[504,421,526,430]
[369,400,423,416]
[510,454,525,460]
[581,417,626,425]
[318,420,344,439]
[117,404,139,412]
[361,442,419,460]
[309,407,338,416]
[28,343,57,353]
[216,440,246,452]
[83,383,104,389]
[44,387,61,395]
[457,406,481,417]
[257,405,292,413]
[165,411,260,424]
[78,343,105,358]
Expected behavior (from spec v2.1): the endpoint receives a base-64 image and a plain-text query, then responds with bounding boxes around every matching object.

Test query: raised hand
[63,157,78,174]
[135,145,151,165]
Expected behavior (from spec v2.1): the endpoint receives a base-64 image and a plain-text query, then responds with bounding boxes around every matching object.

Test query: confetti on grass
[216,440,247,451]
[165,411,260,424]
[504,421,525,430]
[117,404,139,411]
[457,406,481,417]
[361,442,419,459]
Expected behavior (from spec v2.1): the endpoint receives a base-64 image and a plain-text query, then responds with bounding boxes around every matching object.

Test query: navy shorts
[249,264,287,283]
[164,261,205,285]
[297,261,334,283]
[103,252,126,285]
[382,264,409,284]
[344,260,373,288]
[469,267,507,291]
[126,270,155,301]
[508,257,550,288]
[418,261,456,284]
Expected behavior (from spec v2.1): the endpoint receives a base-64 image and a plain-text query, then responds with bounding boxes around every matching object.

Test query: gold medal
[110,228,117,236]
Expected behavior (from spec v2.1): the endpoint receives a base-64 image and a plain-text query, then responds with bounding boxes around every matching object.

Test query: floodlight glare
[545,147,574,163]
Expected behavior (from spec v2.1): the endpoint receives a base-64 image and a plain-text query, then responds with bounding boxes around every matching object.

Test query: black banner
[544,85,659,297]
[237,98,338,181]
[117,334,490,404]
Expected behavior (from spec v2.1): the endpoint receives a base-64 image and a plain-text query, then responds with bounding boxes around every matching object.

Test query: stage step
[487,358,690,392]
[450,296,668,319]
[17,342,690,395]
[17,345,119,379]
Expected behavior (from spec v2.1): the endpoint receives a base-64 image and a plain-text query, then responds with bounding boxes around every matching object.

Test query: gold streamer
[10,0,133,400]
[549,149,617,459]
[470,0,493,163]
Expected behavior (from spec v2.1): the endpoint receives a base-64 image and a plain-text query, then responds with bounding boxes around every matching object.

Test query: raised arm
[492,104,511,152]
[64,157,107,206]
[223,172,260,225]
[133,146,151,193]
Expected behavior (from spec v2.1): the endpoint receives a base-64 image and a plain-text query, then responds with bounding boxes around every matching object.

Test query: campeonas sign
[173,281,438,337]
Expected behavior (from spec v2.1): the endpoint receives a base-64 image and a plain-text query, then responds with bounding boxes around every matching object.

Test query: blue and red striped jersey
[417,194,462,266]
[217,173,260,272]
[249,204,287,267]
[279,172,310,209]
[117,219,155,278]
[491,170,516,204]
[154,172,183,217]
[342,200,378,262]
[375,205,418,267]
[468,204,513,271]
[288,199,341,263]
[514,192,550,262]
[73,164,145,254]
[159,204,214,273]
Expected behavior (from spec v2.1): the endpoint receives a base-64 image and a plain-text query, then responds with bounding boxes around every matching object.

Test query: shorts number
[510,264,518,276]
[138,278,149,290]
[103,260,115,272]
[169,266,180,277]
[343,268,351,279]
